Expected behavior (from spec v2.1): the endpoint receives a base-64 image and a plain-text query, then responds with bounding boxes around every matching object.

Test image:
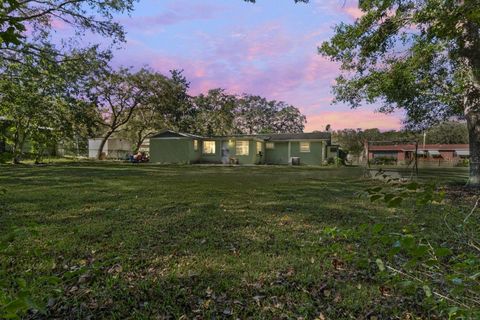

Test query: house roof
[150,129,204,139]
[369,144,469,152]
[151,130,331,141]
[260,132,331,141]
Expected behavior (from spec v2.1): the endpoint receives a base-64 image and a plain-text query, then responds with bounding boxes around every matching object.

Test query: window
[300,142,310,153]
[256,142,262,153]
[193,140,198,151]
[266,142,275,149]
[236,141,249,156]
[203,141,216,154]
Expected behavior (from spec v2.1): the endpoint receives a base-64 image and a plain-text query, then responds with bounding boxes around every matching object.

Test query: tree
[0,46,104,163]
[320,1,480,186]
[164,69,195,133]
[0,0,136,60]
[271,103,306,133]
[89,68,150,159]
[425,121,469,144]
[192,89,237,136]
[123,70,173,153]
[332,129,365,157]
[232,95,306,134]
[234,95,276,134]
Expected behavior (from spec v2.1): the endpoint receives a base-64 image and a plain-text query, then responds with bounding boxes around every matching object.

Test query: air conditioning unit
[291,157,300,165]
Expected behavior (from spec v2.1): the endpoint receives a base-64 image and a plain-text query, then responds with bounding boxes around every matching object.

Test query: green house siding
[229,140,261,164]
[150,138,193,164]
[265,142,289,164]
[149,130,331,165]
[188,139,202,163]
[290,141,325,165]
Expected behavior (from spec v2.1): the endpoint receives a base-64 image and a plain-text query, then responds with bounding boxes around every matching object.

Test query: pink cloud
[305,110,403,132]
[344,6,364,19]
[314,0,364,21]
[122,1,227,30]
[50,18,69,31]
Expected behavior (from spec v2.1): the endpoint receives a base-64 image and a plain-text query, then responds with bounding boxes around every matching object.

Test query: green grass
[0,163,476,319]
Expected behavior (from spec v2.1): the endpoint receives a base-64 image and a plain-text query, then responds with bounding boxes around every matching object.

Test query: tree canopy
[320,0,480,185]
[0,0,137,62]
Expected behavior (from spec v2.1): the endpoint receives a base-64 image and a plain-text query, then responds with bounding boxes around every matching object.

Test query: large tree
[0,46,106,163]
[124,70,191,153]
[271,102,306,133]
[88,68,153,159]
[233,95,306,134]
[192,89,238,136]
[0,0,136,60]
[234,95,277,134]
[320,0,480,186]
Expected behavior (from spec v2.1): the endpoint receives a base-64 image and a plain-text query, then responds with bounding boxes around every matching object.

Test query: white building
[88,138,132,159]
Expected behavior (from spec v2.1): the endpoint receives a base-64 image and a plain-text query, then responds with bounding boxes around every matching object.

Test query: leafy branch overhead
[320,0,480,186]
[0,0,137,61]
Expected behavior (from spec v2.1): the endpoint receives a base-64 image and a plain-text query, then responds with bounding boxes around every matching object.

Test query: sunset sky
[84,0,405,131]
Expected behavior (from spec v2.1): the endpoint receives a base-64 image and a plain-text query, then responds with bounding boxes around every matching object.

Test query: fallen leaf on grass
[314,314,326,320]
[223,308,233,316]
[334,293,342,303]
[332,258,345,270]
[379,286,393,297]
[107,264,123,274]
[205,287,213,297]
[286,267,295,277]
[253,295,264,306]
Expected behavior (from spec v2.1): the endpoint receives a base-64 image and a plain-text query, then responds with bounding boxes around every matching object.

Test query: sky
[63,0,405,132]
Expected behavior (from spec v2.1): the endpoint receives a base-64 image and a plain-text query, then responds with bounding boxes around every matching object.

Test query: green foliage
[191,90,307,136]
[363,177,479,318]
[425,121,469,144]
[320,0,480,184]
[233,95,306,135]
[0,0,136,61]
[319,1,477,127]
[0,46,109,163]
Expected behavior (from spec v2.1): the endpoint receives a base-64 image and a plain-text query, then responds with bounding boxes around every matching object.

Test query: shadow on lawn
[1,164,454,319]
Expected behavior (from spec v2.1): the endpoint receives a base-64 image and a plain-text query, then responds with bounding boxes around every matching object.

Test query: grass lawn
[0,164,477,319]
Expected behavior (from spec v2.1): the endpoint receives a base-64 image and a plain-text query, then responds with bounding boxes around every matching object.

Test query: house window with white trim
[193,140,199,151]
[203,141,215,154]
[236,141,249,156]
[300,142,310,153]
[266,142,275,149]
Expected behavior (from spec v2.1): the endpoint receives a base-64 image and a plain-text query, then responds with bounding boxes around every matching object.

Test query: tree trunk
[12,134,24,164]
[466,111,480,186]
[97,131,113,160]
[460,19,480,186]
[134,130,145,154]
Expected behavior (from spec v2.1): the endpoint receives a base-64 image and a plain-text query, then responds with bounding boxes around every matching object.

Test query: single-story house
[368,144,470,164]
[88,138,132,159]
[149,129,337,165]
